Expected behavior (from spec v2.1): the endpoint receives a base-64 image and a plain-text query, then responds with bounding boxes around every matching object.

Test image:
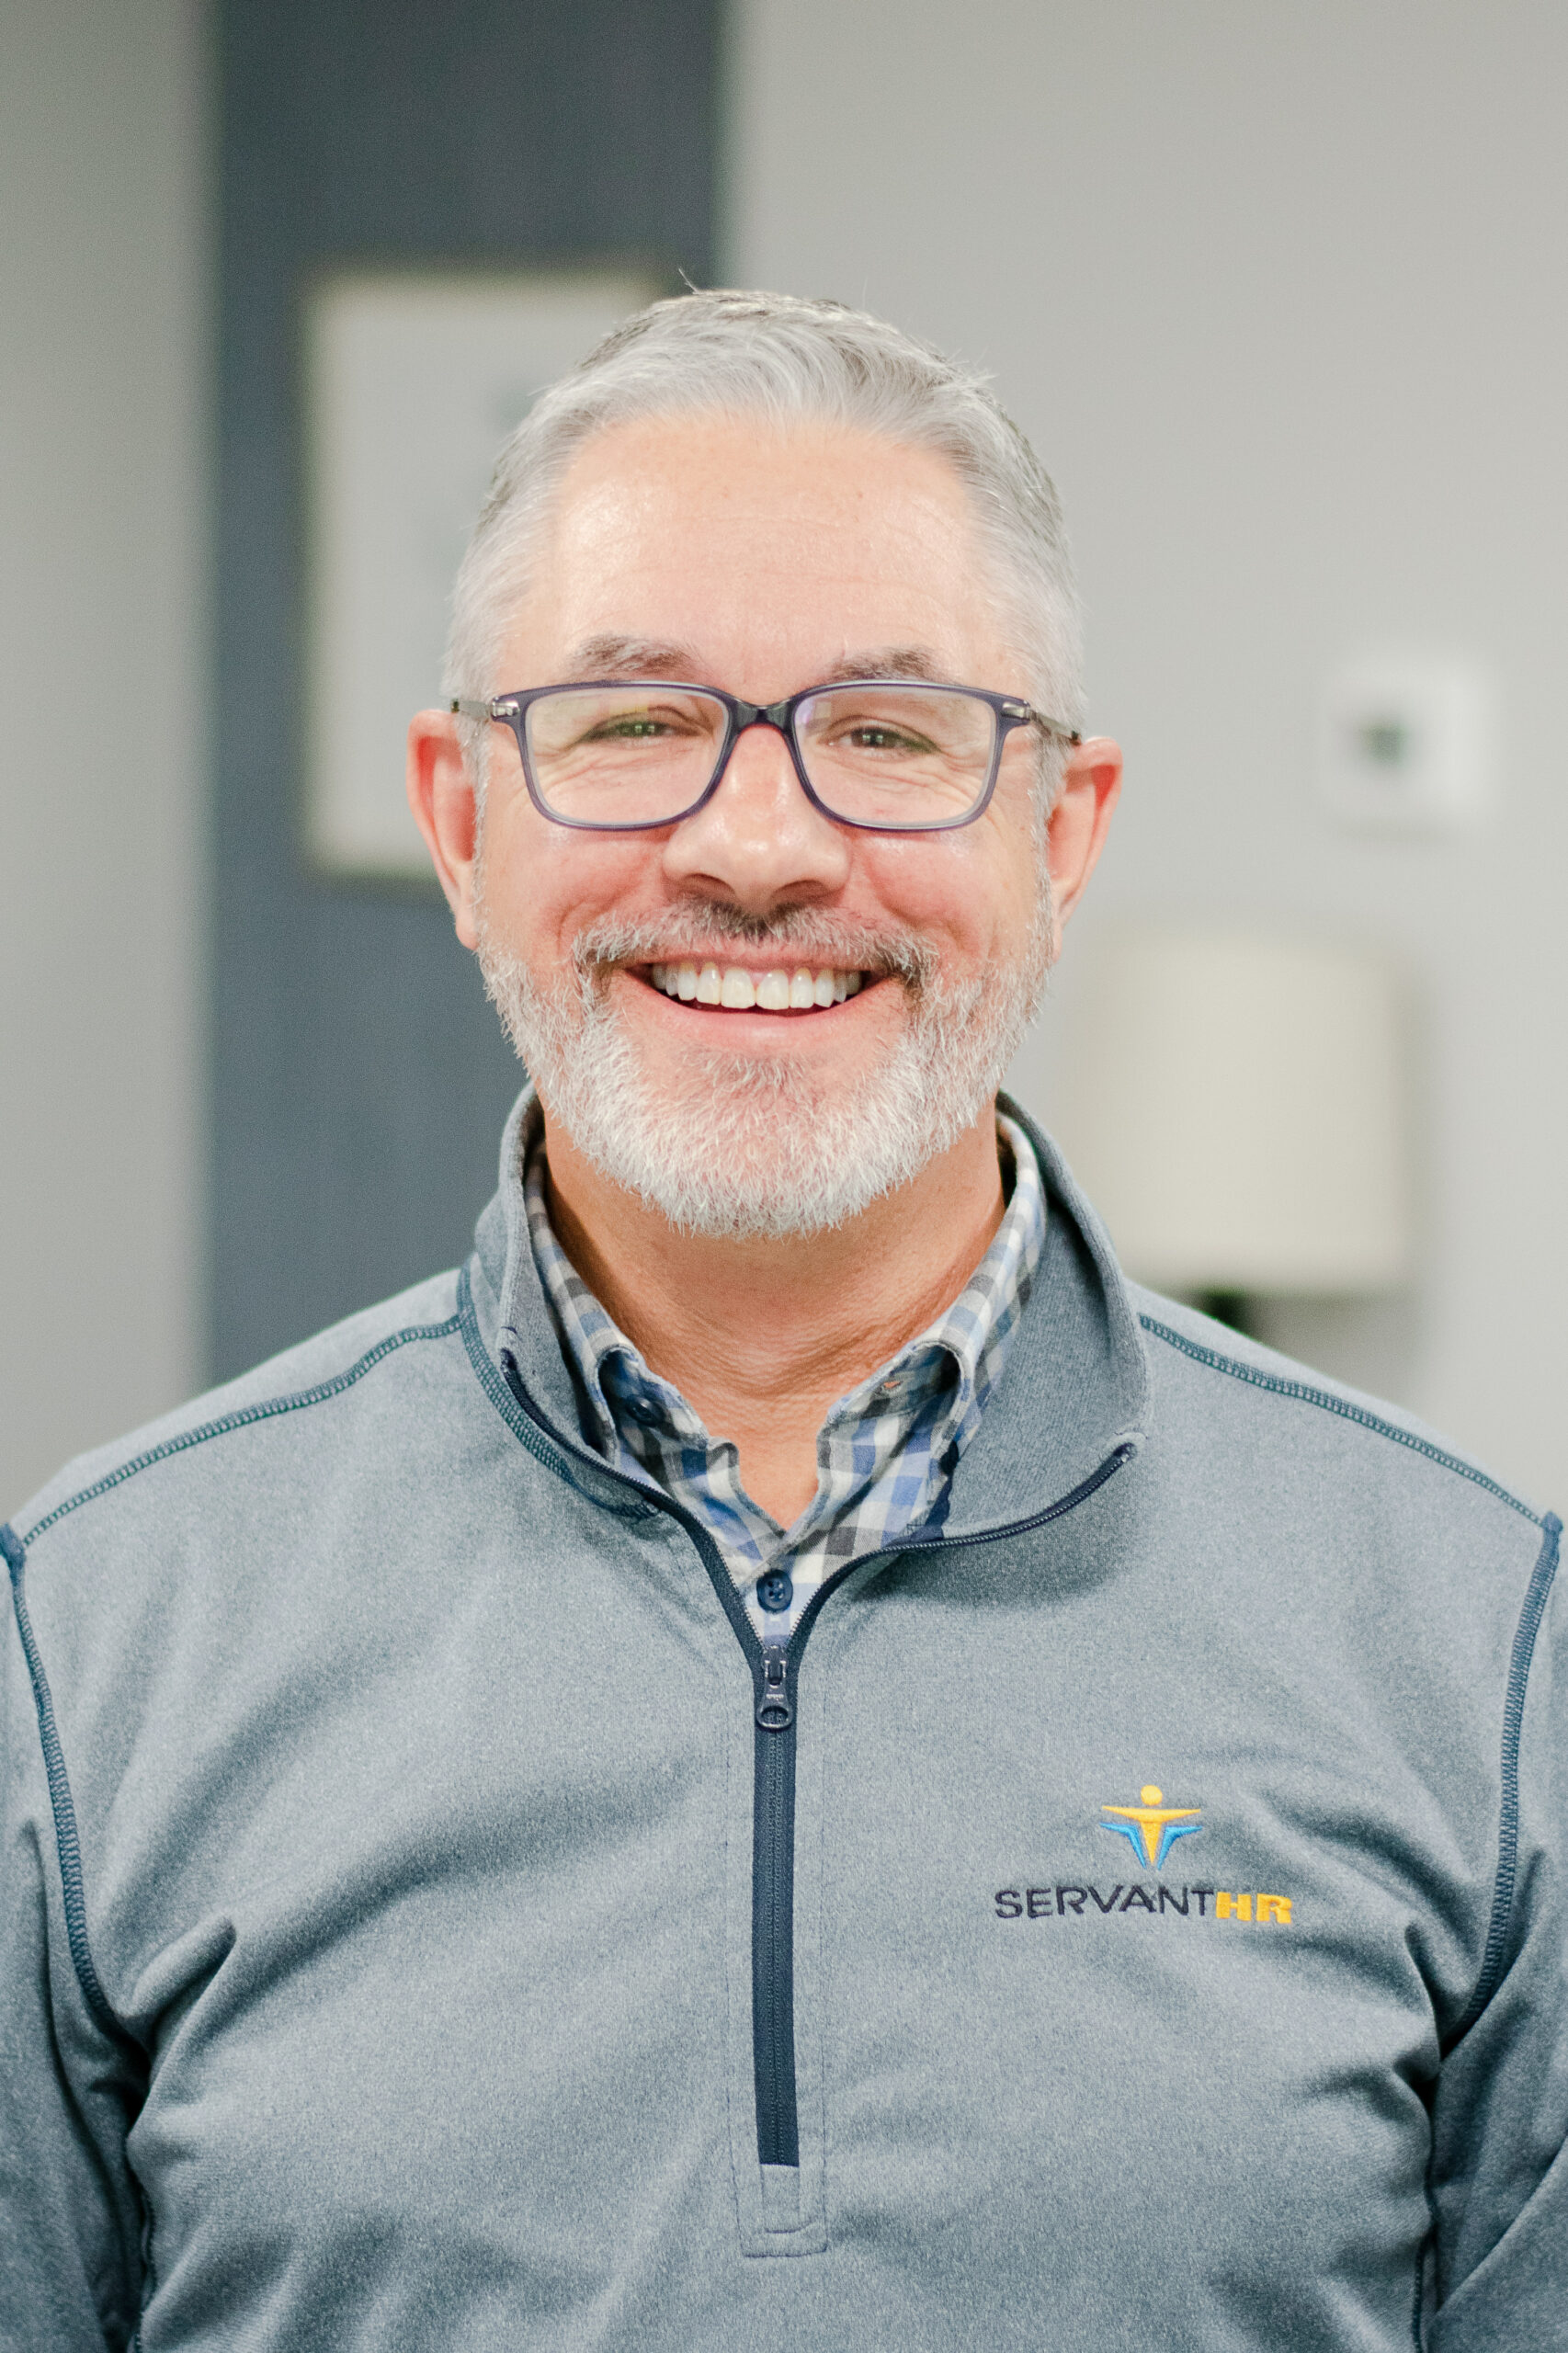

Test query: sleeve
[1426,1512,1568,2349]
[2,1536,145,2351]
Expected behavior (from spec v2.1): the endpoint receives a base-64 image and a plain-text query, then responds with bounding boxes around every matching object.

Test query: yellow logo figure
[1100,1785,1204,1871]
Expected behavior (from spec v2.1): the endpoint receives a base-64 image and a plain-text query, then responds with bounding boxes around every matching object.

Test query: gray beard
[475,892,1053,1240]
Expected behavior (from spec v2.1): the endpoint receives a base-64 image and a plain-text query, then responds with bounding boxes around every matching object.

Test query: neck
[539,1108,1006,1526]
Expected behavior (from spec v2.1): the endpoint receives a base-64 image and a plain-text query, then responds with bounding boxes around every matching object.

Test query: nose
[660,713,851,913]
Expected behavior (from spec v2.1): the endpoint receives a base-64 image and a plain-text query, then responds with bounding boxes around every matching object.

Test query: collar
[519,1096,1047,1473]
[467,1085,1150,1540]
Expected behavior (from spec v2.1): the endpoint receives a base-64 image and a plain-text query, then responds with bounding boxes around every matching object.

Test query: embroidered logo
[1098,1783,1204,1870]
[993,1782,1296,1925]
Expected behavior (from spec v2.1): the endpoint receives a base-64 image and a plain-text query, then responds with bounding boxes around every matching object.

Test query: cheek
[857,827,1037,961]
[481,805,653,964]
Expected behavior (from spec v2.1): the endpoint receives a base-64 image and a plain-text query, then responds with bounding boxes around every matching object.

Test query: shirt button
[756,1571,794,1614]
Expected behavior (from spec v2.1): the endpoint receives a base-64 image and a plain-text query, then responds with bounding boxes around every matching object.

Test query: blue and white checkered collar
[521,1097,1046,1471]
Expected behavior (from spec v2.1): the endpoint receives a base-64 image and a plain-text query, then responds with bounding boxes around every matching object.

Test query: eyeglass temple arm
[450,698,515,721]
[999,699,1081,745]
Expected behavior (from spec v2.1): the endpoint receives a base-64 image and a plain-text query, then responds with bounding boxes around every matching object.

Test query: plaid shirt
[524,1105,1045,1646]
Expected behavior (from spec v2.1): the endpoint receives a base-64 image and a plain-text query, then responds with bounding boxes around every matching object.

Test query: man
[2,291,1562,2351]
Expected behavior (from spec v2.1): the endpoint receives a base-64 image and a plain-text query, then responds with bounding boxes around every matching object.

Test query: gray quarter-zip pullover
[2,1094,1562,2350]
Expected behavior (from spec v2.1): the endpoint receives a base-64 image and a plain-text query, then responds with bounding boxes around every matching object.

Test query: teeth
[651,961,866,1010]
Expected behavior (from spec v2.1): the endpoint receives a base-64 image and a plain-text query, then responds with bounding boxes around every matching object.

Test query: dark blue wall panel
[213,0,719,1378]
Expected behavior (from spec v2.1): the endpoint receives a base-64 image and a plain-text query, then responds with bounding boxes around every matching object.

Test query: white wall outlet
[1317,656,1494,833]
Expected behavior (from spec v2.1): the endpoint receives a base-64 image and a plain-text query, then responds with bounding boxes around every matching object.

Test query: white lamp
[1051,924,1413,1309]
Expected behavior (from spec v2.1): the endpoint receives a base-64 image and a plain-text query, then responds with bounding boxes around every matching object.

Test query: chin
[480,940,1048,1241]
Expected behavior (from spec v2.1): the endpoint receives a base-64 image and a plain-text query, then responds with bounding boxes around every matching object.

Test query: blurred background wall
[3,0,1564,1514]
[0,0,207,1511]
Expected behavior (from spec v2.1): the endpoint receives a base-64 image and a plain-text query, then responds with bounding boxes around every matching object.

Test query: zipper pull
[756,1644,793,1732]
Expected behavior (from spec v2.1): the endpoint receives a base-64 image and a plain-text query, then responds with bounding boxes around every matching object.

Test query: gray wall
[0,0,207,1513]
[727,0,1568,1507]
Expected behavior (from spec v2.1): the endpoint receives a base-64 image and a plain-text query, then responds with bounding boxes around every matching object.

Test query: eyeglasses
[449,679,1080,834]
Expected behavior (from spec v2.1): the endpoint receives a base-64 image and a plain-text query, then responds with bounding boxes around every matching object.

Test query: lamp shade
[1052,925,1413,1295]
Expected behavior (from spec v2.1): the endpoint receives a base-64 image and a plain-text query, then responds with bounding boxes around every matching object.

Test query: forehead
[512,409,1006,680]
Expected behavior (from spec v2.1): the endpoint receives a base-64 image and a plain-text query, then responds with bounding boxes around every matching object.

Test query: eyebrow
[561,636,953,690]
[564,634,696,681]
[819,646,948,686]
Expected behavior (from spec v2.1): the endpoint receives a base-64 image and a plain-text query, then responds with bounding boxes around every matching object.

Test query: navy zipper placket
[496,1343,1133,2184]
[744,1436,1138,2171]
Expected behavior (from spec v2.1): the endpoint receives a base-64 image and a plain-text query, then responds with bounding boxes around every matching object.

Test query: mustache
[569,905,938,989]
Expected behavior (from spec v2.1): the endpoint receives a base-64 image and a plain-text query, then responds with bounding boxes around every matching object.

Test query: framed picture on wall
[301,266,665,880]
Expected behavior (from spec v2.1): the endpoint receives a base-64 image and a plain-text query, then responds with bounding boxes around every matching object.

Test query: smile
[646,961,867,1012]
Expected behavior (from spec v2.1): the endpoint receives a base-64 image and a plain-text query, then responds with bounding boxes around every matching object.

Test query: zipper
[495,1338,1135,2181]
[742,1439,1138,2171]
[753,1643,798,2163]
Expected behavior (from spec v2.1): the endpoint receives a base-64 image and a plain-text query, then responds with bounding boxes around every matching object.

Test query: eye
[571,703,709,748]
[586,715,676,741]
[835,722,938,756]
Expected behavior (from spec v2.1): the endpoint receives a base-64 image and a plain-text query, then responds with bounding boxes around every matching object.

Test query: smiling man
[421,392,1109,1546]
[4,292,1563,2352]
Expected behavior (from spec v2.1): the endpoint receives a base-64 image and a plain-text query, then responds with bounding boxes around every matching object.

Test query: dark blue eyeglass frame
[449,679,1082,835]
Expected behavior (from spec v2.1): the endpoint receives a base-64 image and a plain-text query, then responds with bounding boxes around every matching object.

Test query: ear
[407,708,482,949]
[1044,734,1122,932]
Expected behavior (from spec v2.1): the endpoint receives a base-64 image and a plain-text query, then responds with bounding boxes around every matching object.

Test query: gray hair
[444,288,1085,797]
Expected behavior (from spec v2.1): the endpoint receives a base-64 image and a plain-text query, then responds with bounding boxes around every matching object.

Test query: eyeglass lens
[521,683,999,828]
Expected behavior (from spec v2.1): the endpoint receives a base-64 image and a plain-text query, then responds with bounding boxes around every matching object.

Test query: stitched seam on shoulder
[1449,1511,1562,2043]
[17,1313,462,1550]
[2,1524,130,2043]
[1139,1315,1540,1523]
